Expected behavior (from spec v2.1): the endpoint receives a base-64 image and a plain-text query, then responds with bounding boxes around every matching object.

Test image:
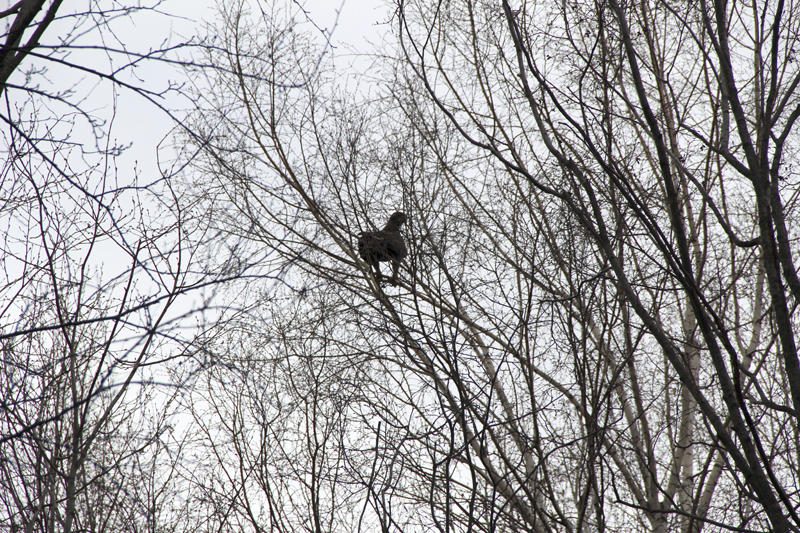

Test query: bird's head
[388,211,407,226]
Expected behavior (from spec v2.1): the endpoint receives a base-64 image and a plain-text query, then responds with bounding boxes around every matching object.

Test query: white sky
[109,0,391,182]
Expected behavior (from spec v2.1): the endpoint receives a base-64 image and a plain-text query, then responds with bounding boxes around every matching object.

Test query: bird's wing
[384,233,407,259]
[358,231,384,259]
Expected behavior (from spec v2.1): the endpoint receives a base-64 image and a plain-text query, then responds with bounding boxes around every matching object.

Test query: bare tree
[394,0,800,530]
[174,0,800,531]
[0,2,219,531]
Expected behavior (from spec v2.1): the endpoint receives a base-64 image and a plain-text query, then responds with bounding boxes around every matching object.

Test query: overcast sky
[105,0,391,184]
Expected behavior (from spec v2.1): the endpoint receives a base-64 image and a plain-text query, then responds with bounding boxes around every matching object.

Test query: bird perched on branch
[358,211,408,286]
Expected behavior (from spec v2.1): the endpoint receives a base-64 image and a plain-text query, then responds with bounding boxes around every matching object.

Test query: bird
[357,211,408,286]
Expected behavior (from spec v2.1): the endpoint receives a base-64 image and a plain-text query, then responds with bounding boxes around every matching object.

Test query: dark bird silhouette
[358,211,408,285]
